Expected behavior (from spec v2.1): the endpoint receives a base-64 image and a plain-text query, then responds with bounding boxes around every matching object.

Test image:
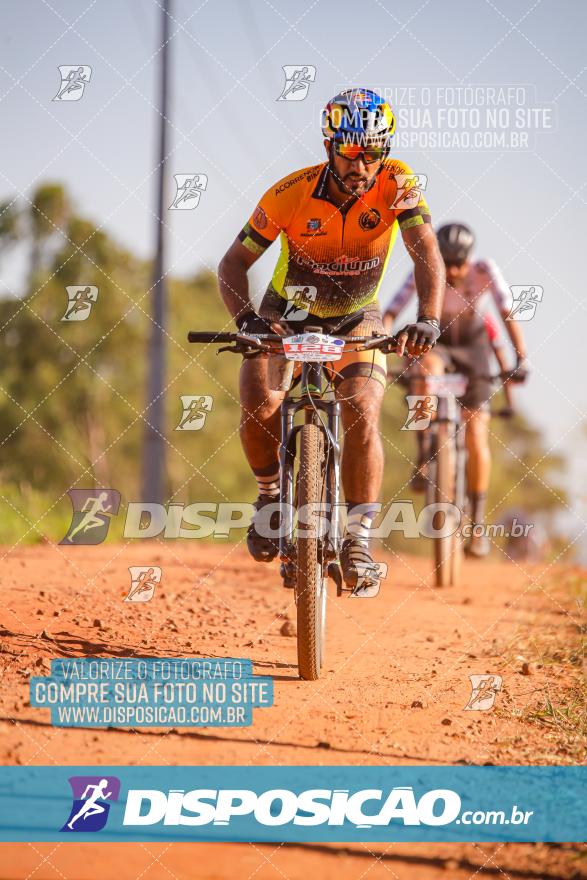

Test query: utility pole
[142,0,170,504]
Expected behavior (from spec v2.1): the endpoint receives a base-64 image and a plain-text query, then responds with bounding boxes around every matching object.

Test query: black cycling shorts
[433,339,493,410]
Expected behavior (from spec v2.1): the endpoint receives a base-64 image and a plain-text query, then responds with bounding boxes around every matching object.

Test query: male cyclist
[383,223,529,558]
[218,89,445,587]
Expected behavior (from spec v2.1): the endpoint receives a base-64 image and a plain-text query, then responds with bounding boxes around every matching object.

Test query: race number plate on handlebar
[424,374,469,397]
[283,332,345,362]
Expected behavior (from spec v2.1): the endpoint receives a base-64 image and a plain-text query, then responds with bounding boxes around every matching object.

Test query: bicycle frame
[279,359,342,568]
[187,328,397,599]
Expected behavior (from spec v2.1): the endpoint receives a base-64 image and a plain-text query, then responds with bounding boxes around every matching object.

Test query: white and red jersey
[483,313,501,347]
[383,259,512,345]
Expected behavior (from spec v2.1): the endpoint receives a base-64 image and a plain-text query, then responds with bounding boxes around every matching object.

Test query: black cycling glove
[512,356,529,383]
[235,311,273,336]
[397,316,441,351]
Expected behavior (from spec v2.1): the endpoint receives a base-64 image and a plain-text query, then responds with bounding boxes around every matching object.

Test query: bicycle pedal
[327,562,344,596]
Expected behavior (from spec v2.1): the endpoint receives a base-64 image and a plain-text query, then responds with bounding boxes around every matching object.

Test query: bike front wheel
[295,422,327,680]
[431,424,461,587]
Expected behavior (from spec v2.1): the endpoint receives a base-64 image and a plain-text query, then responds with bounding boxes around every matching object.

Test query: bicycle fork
[278,364,342,588]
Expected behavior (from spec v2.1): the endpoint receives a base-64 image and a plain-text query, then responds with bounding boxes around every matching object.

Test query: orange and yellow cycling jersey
[238,159,430,318]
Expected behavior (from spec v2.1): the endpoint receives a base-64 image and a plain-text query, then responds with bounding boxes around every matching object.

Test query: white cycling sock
[255,470,280,498]
[345,504,376,542]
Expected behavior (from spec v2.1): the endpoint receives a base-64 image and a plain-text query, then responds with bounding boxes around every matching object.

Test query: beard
[340,173,369,194]
[328,154,376,196]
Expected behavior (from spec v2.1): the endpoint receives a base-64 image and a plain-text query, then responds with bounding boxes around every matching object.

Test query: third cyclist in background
[383,223,529,558]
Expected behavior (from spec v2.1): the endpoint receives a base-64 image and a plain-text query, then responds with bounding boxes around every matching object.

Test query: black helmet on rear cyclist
[437,223,475,265]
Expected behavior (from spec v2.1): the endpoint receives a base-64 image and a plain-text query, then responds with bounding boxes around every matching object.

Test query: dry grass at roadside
[496,568,586,763]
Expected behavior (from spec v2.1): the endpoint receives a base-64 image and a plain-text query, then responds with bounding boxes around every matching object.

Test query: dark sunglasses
[333,140,387,164]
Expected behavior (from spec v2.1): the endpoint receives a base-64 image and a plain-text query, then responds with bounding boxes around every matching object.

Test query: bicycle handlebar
[187,330,399,353]
[187,331,238,343]
[388,367,525,384]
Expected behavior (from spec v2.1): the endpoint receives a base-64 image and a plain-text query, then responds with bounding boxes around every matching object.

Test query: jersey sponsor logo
[274,172,306,195]
[304,166,322,183]
[358,208,381,231]
[294,253,380,275]
[300,217,327,237]
[253,205,268,229]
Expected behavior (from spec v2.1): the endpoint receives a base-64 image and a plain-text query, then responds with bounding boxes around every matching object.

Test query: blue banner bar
[0,766,584,842]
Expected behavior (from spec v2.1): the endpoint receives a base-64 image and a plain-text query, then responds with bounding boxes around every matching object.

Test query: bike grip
[187,331,236,343]
[363,334,399,352]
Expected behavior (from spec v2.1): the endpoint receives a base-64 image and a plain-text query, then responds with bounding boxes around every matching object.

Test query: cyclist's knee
[240,359,282,422]
[339,380,384,434]
[240,400,281,432]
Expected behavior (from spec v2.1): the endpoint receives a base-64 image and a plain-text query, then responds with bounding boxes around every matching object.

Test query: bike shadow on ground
[0,715,442,763]
[0,626,299,672]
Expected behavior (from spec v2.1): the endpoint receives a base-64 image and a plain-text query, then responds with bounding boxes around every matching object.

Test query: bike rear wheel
[431,424,461,587]
[295,422,327,680]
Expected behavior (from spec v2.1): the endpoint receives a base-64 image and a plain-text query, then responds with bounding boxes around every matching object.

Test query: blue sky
[1,0,586,551]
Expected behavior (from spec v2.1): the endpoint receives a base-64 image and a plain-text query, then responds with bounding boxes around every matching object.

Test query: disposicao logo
[61,776,121,832]
[121,786,461,828]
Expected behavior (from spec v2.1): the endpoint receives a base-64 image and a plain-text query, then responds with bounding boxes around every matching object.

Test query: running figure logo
[125,566,161,602]
[61,775,120,832]
[277,66,316,101]
[61,285,98,322]
[60,489,121,545]
[351,561,388,599]
[390,173,428,211]
[175,395,213,431]
[169,174,208,210]
[507,285,544,321]
[402,395,438,430]
[464,674,503,711]
[282,285,318,323]
[53,66,92,101]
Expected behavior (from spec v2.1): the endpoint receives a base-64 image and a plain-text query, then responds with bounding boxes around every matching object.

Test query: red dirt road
[0,542,584,878]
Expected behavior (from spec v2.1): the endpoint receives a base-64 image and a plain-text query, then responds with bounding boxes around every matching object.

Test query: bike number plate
[283,332,344,362]
[424,374,468,396]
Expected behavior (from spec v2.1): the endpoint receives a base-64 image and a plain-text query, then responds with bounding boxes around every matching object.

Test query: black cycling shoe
[247,495,280,563]
[340,537,380,595]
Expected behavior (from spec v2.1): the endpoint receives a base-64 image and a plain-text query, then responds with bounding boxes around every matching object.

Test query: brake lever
[217,342,272,357]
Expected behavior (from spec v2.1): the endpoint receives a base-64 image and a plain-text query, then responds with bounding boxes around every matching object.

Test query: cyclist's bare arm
[401,224,445,321]
[500,308,527,361]
[218,238,261,322]
[383,310,396,333]
[395,224,445,355]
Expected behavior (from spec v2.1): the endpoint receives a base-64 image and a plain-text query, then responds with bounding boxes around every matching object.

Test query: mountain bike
[392,369,521,587]
[188,327,398,680]
[421,373,468,587]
